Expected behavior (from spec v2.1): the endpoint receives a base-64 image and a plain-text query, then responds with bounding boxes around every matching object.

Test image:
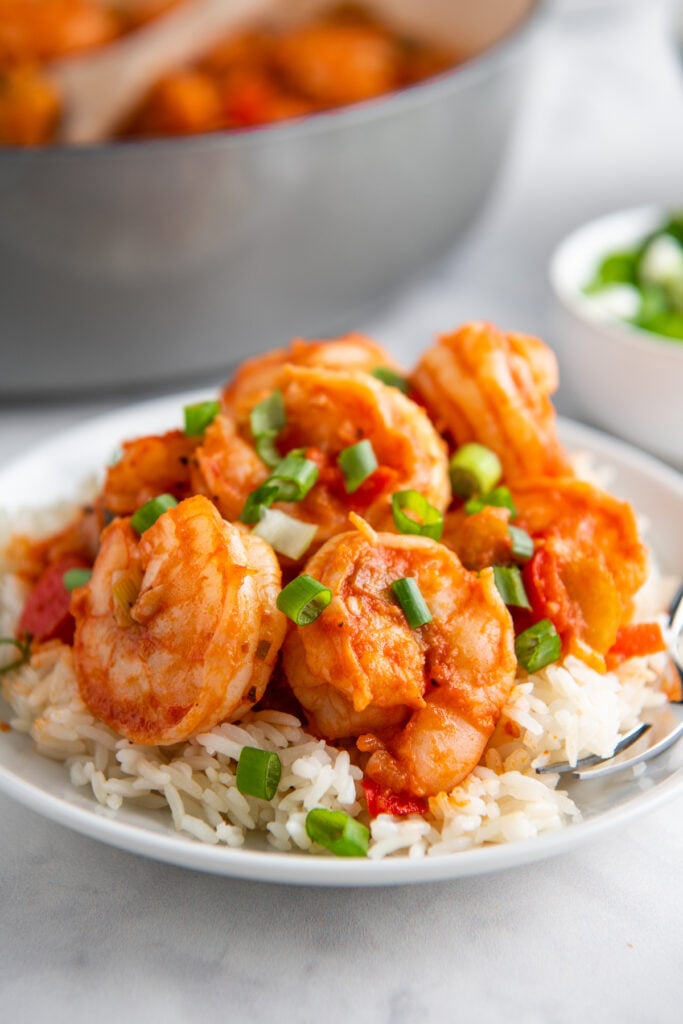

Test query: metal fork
[535,584,683,781]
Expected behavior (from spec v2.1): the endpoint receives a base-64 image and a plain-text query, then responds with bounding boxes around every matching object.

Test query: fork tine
[535,583,683,779]
[571,702,683,780]
[669,584,683,685]
[535,721,651,775]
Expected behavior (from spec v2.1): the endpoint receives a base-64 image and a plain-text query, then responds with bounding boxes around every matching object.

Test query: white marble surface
[2,1,683,1021]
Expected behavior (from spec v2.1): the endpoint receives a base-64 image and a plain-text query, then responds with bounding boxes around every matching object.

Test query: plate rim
[1,390,682,886]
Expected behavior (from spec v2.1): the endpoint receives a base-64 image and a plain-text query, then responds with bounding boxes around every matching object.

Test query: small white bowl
[549,205,683,470]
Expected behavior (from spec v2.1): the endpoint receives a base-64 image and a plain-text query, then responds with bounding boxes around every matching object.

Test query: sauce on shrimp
[282,521,517,797]
[412,321,571,481]
[71,494,285,745]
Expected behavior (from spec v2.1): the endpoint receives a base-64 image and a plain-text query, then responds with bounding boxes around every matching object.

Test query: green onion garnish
[0,635,31,676]
[391,577,432,629]
[371,367,409,394]
[465,486,517,517]
[130,493,178,534]
[250,389,286,436]
[253,508,317,560]
[250,390,286,468]
[515,619,561,672]
[183,400,220,437]
[254,434,282,469]
[337,439,378,494]
[449,443,502,498]
[276,574,332,625]
[508,525,534,562]
[305,807,369,857]
[236,746,282,801]
[493,566,531,609]
[271,450,319,499]
[240,482,281,525]
[240,450,320,524]
[62,568,92,592]
[391,490,443,541]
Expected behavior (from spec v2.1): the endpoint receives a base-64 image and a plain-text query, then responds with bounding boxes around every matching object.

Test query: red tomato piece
[605,622,666,670]
[362,777,428,818]
[17,555,90,644]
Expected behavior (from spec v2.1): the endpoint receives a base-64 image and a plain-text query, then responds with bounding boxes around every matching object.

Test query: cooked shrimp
[0,0,118,64]
[271,17,399,106]
[282,522,516,797]
[210,365,450,552]
[190,413,270,524]
[71,494,285,745]
[102,429,199,517]
[221,333,402,431]
[512,477,649,655]
[441,504,514,572]
[412,322,572,481]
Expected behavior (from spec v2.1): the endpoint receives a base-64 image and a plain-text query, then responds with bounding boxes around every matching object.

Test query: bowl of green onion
[550,205,683,469]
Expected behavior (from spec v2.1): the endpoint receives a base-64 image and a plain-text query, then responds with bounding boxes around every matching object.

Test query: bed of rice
[0,500,673,860]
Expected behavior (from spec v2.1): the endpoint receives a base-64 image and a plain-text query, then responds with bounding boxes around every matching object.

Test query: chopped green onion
[183,400,220,437]
[271,450,319,499]
[337,439,378,494]
[236,746,282,801]
[449,443,502,498]
[240,482,281,525]
[493,566,531,609]
[253,508,318,560]
[130,493,178,534]
[305,807,369,857]
[585,250,639,290]
[250,390,286,468]
[254,433,282,469]
[250,389,286,436]
[62,568,92,592]
[371,366,409,394]
[515,619,561,672]
[508,525,534,562]
[0,635,31,676]
[240,450,319,524]
[465,486,517,517]
[391,576,432,629]
[277,574,332,625]
[391,490,443,541]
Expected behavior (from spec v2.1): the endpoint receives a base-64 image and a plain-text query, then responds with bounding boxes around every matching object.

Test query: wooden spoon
[48,0,281,145]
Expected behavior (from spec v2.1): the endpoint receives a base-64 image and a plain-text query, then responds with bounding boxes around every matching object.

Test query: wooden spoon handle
[50,0,280,145]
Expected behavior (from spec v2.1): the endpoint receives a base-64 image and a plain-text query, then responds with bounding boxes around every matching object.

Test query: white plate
[1,393,682,886]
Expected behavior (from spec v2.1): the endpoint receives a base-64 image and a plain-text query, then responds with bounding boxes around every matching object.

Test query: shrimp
[411,322,572,481]
[512,478,649,656]
[221,333,402,431]
[441,504,514,572]
[189,413,269,524]
[71,494,286,745]
[282,522,516,797]
[270,16,399,106]
[208,365,450,552]
[102,429,200,517]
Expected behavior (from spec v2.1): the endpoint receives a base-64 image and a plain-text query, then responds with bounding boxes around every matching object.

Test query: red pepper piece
[605,622,666,670]
[362,777,428,818]
[17,555,90,645]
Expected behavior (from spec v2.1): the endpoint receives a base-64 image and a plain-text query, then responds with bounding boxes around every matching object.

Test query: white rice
[0,490,675,859]
[0,559,673,859]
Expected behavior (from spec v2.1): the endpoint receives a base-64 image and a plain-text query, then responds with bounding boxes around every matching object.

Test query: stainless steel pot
[0,0,543,395]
